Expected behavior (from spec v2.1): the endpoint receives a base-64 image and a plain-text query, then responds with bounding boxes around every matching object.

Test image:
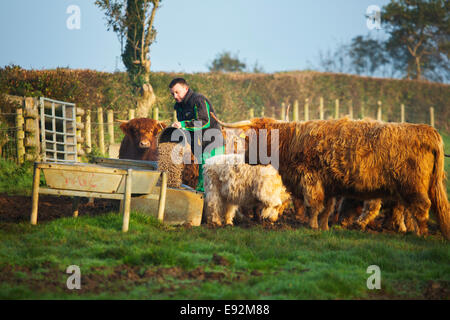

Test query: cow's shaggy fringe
[234,117,450,239]
[203,154,289,226]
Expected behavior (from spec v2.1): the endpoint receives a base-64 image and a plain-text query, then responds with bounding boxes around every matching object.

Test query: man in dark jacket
[169,78,224,192]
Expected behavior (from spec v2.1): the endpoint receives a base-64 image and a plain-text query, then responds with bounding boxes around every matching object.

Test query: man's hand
[171,121,181,129]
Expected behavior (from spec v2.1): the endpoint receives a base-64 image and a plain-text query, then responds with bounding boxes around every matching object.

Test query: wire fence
[0,114,19,163]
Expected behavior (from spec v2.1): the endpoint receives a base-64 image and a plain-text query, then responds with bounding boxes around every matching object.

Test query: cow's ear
[156,122,168,134]
[159,121,168,130]
[119,121,129,134]
[154,125,164,136]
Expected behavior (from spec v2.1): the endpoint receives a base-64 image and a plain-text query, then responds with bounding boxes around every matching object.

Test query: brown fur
[118,118,199,188]
[119,118,166,161]
[236,117,450,239]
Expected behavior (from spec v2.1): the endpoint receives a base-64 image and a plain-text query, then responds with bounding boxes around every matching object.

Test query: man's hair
[169,78,189,89]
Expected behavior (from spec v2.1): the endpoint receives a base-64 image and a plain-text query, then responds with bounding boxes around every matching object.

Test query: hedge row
[0,65,448,132]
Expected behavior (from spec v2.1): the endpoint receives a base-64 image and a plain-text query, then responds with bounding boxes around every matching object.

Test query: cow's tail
[429,134,450,240]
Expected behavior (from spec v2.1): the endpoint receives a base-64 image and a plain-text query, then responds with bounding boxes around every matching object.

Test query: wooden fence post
[319,97,324,120]
[107,109,115,144]
[260,107,265,117]
[128,109,135,120]
[98,107,105,155]
[430,107,435,127]
[23,98,39,162]
[293,100,299,121]
[16,107,25,164]
[173,110,177,122]
[304,98,309,121]
[249,108,254,119]
[361,101,365,119]
[348,99,353,119]
[335,99,339,119]
[76,108,85,162]
[85,110,92,154]
[377,101,382,121]
[153,107,159,121]
[281,103,286,121]
[400,104,405,123]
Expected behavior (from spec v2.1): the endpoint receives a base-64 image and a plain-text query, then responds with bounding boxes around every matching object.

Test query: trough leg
[157,172,168,222]
[122,169,133,232]
[30,163,41,225]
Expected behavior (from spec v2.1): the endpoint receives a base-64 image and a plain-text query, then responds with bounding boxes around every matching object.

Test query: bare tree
[95,0,160,117]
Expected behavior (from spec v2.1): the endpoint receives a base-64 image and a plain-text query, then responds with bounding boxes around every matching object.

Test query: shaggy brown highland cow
[217,117,450,239]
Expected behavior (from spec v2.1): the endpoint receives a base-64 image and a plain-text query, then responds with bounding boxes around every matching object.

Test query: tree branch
[144,0,160,54]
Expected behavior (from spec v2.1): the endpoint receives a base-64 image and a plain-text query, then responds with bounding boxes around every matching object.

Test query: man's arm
[180,96,211,131]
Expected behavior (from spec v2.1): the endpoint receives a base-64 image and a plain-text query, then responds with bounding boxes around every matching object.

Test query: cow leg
[302,178,325,230]
[224,204,239,226]
[405,193,431,237]
[293,197,308,224]
[261,206,278,222]
[356,199,382,230]
[338,198,364,228]
[318,197,336,231]
[204,181,223,226]
[330,197,343,225]
[404,208,419,234]
[391,204,407,233]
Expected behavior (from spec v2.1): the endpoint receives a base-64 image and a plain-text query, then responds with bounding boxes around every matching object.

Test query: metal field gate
[40,97,77,162]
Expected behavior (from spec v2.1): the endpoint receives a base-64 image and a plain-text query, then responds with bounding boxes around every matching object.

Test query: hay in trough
[157,142,185,188]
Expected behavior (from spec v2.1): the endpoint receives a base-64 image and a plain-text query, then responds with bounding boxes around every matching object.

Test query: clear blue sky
[0,0,390,73]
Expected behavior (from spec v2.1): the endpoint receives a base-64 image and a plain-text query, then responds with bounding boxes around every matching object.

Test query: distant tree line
[315,0,449,83]
[207,51,265,73]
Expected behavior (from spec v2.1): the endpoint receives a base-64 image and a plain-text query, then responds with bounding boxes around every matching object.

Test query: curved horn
[116,119,129,124]
[211,113,252,128]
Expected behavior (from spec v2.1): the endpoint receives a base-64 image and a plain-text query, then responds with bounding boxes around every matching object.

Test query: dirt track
[0,193,119,224]
[0,193,440,236]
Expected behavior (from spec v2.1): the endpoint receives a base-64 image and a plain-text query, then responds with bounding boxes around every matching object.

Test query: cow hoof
[398,222,407,233]
[309,222,319,230]
[350,221,365,230]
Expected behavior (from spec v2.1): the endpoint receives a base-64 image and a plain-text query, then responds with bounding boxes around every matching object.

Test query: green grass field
[0,212,448,299]
[0,131,448,300]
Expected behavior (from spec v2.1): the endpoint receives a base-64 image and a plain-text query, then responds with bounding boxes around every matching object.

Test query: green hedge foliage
[1,66,448,132]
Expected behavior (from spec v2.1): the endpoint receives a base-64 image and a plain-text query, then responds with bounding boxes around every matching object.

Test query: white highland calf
[203,154,289,226]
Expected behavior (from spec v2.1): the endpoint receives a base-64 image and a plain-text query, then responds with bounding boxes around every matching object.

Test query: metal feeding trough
[30,158,204,231]
[95,158,205,226]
